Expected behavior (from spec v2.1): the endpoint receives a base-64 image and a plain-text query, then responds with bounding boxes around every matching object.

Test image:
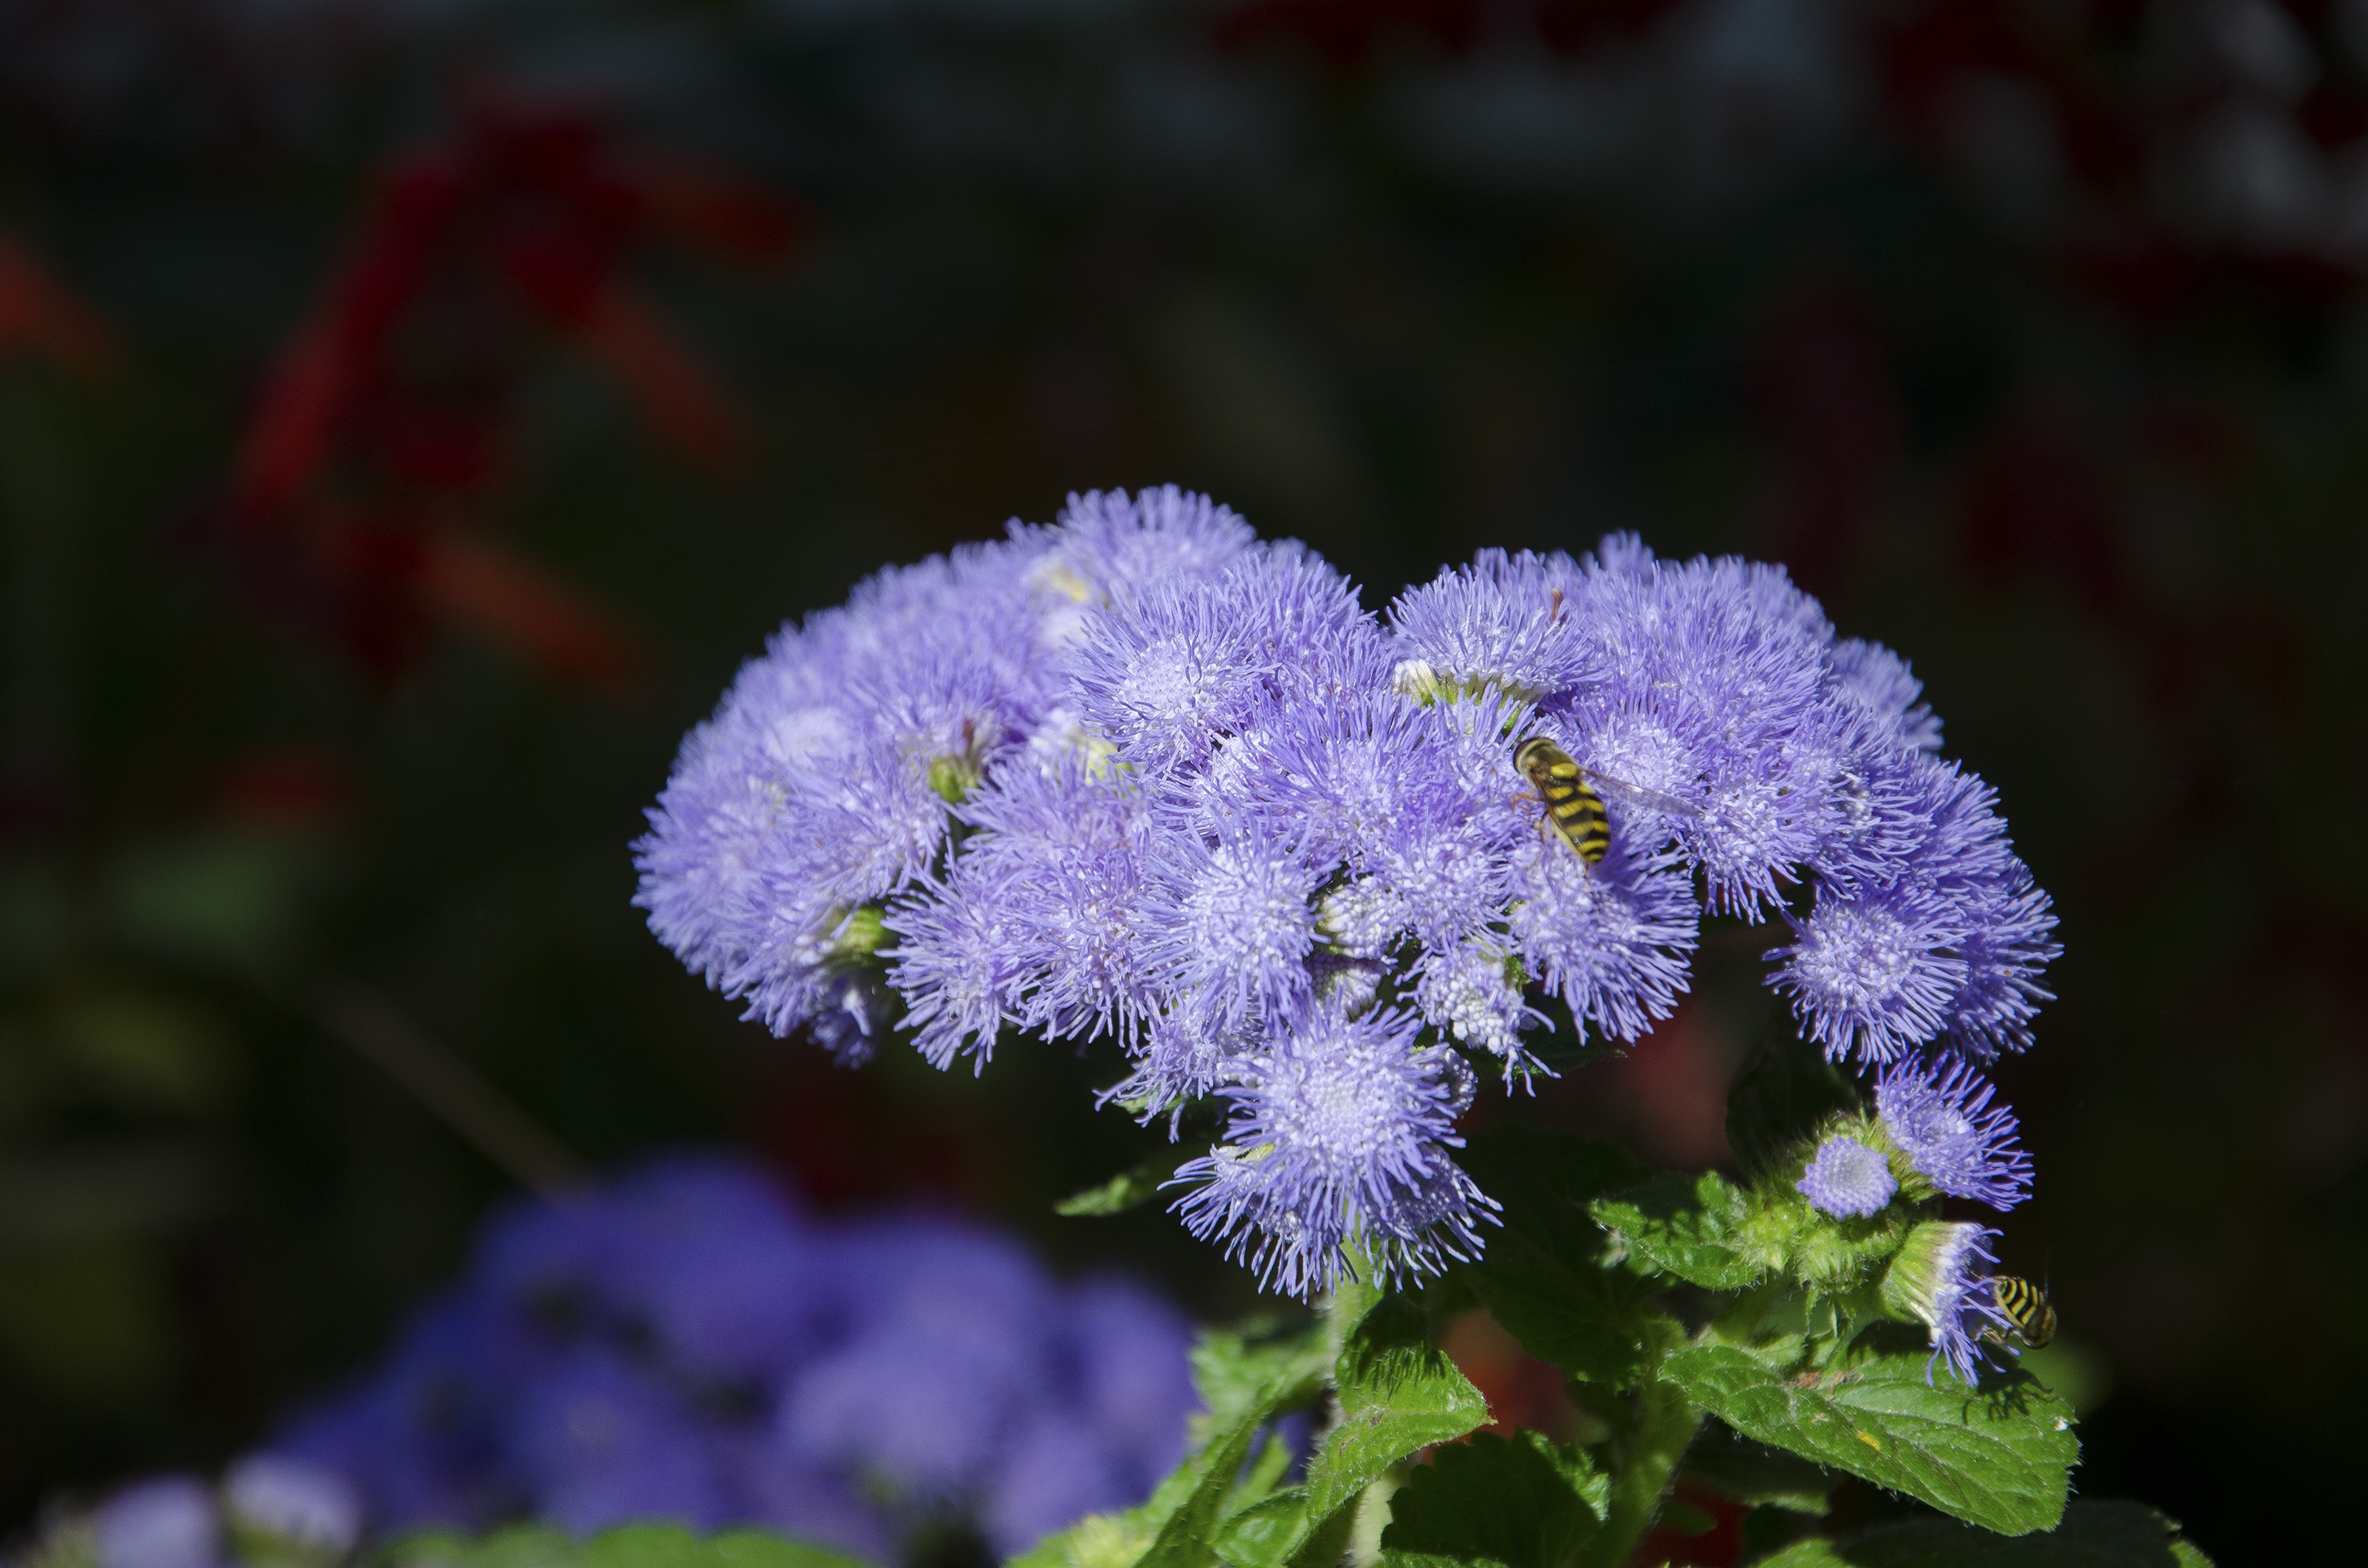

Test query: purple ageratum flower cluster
[634,487,1258,1063]
[269,1158,1198,1560]
[637,492,2060,1298]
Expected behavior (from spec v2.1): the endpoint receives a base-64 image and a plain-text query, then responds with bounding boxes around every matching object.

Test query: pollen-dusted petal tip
[1796,1135,1899,1219]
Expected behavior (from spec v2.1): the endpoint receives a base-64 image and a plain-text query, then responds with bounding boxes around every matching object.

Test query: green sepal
[1056,1150,1184,1216]
[1589,1171,1764,1291]
[824,906,889,968]
[1450,1130,1677,1389]
[1677,1426,1837,1516]
[1658,1344,2077,1537]
[1379,1431,1609,1568]
[927,755,980,805]
[1749,1499,2212,1567]
[372,1523,876,1567]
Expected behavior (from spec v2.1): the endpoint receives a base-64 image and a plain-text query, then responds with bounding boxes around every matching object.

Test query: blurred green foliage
[0,0,2363,1554]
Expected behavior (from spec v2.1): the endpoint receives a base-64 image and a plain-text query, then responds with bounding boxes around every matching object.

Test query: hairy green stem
[1575,1381,1702,1568]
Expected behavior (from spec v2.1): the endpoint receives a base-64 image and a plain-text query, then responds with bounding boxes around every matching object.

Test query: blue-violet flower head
[1796,1136,1898,1219]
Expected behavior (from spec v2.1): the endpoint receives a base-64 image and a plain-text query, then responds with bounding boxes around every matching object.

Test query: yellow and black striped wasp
[1989,1275,2057,1349]
[1513,736,1699,866]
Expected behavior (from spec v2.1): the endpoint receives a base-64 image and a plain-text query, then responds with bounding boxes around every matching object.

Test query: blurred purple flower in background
[265,1157,1199,1558]
[92,1476,222,1568]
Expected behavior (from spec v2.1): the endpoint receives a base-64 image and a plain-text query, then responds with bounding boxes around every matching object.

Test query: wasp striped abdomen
[1514,736,1610,864]
[1990,1275,2058,1348]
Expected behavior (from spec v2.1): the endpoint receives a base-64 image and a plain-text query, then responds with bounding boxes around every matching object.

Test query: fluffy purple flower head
[1114,1006,1257,1111]
[1796,1136,1898,1219]
[1766,878,1970,1062]
[1825,637,1942,754]
[639,500,2060,1297]
[1174,1005,1492,1297]
[1876,1058,2034,1211]
[1412,939,1536,1061]
[1554,546,1836,915]
[1506,819,1699,1046]
[1772,752,2059,1064]
[1388,548,1594,701]
[889,753,1164,1068]
[1066,541,1374,780]
[1038,485,1257,609]
[1139,823,1325,1037]
[1881,1220,2013,1388]
[633,520,1122,1046]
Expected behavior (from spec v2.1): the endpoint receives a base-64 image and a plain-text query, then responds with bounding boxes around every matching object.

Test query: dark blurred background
[0,0,2361,1557]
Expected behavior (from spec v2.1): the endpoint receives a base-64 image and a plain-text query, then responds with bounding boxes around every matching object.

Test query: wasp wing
[1582,769,1701,820]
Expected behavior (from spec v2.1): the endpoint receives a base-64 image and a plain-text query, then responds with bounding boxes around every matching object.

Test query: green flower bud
[928,753,981,805]
[1880,1220,2011,1386]
[827,905,890,969]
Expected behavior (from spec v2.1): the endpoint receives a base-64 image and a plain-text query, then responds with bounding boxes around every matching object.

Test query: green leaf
[1589,1171,1763,1291]
[1219,1289,1492,1568]
[1379,1431,1608,1568]
[1751,1499,2212,1567]
[1015,1323,1326,1568]
[1679,1426,1838,1516]
[1056,1151,1186,1216]
[1660,1345,2077,1536]
[1187,1319,1334,1433]
[1724,1018,1867,1181]
[1102,1322,1333,1568]
[1214,1490,1314,1568]
[375,1523,876,1568]
[1009,1513,1164,1568]
[1305,1293,1491,1520]
[1451,1130,1675,1387]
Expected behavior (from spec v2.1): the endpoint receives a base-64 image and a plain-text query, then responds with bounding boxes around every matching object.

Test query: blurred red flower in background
[218,89,801,688]
[0,229,111,373]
